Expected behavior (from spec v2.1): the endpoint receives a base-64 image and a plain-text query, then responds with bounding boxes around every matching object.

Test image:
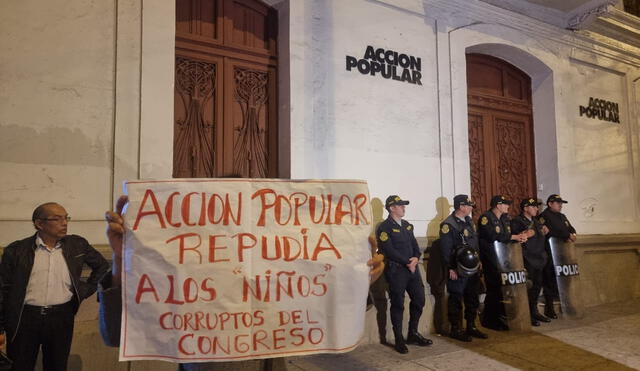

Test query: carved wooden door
[174,0,278,178]
[467,54,536,215]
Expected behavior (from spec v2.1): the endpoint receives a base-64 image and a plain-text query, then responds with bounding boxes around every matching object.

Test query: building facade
[1,0,639,275]
[1,1,640,368]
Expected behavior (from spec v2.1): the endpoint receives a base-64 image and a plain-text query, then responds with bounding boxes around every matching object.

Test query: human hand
[106,195,128,255]
[541,225,549,235]
[512,233,527,243]
[449,269,458,280]
[407,257,418,273]
[368,253,385,284]
[519,232,528,243]
[569,233,577,242]
[106,195,128,286]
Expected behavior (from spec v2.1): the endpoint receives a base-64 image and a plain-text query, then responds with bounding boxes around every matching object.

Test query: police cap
[453,194,475,209]
[547,194,568,204]
[490,195,512,207]
[520,197,542,210]
[385,195,409,209]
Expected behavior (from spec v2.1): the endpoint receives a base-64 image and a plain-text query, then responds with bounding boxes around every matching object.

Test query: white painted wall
[445,16,640,234]
[288,0,441,234]
[0,0,116,245]
[1,0,638,246]
[0,0,174,246]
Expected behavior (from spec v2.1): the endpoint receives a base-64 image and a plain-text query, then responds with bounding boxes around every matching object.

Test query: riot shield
[492,241,531,331]
[548,237,583,318]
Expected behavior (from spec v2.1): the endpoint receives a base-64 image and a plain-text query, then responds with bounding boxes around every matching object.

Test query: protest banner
[119,179,373,362]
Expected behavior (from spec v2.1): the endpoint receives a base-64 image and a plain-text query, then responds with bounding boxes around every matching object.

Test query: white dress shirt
[24,235,73,306]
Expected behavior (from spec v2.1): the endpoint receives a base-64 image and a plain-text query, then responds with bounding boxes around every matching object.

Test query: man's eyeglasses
[39,216,71,222]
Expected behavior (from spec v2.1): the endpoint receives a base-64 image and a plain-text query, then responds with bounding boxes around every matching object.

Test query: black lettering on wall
[346,45,423,86]
[579,97,621,123]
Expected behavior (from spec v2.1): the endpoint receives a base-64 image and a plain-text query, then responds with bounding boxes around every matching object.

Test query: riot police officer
[376,195,432,354]
[478,195,528,331]
[539,194,577,319]
[511,198,551,326]
[439,194,488,342]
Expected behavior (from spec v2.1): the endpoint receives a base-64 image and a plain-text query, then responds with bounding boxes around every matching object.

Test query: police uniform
[438,194,486,341]
[376,195,431,353]
[538,194,576,318]
[511,198,549,325]
[478,196,513,331]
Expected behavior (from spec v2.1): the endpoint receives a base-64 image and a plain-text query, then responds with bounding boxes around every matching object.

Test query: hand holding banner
[119,179,372,362]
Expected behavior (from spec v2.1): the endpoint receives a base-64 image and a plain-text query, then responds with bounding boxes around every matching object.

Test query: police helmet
[456,246,480,277]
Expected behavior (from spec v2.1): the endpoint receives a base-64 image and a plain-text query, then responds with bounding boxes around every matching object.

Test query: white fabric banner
[119,179,372,362]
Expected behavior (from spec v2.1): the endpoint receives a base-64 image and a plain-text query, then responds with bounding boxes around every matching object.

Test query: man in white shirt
[0,202,109,371]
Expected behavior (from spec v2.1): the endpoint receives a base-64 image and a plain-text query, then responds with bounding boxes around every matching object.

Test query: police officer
[478,195,528,331]
[539,194,577,319]
[439,194,488,342]
[511,198,551,326]
[376,195,432,354]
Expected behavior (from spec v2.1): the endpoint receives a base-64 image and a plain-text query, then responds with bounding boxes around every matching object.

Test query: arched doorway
[466,53,537,215]
[173,0,278,178]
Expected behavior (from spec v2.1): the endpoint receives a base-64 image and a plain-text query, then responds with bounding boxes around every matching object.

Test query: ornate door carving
[174,0,278,178]
[467,54,536,215]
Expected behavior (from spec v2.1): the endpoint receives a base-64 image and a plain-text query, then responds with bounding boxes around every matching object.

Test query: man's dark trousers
[386,261,425,339]
[525,262,544,316]
[370,274,389,341]
[542,250,559,301]
[447,274,480,327]
[8,302,74,371]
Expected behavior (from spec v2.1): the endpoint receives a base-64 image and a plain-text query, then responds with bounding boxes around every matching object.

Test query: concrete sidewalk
[287,300,640,370]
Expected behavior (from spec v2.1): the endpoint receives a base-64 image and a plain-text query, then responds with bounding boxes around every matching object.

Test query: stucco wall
[287,0,640,236]
[0,0,116,245]
[1,0,639,247]
[287,0,441,235]
[0,0,174,246]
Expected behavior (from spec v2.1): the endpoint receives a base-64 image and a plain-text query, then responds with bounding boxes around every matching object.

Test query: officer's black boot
[466,320,488,339]
[379,328,388,345]
[393,330,408,354]
[406,329,433,346]
[544,297,558,319]
[533,312,551,323]
[449,323,472,342]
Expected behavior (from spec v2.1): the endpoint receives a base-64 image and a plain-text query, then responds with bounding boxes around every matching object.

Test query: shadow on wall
[371,196,452,247]
[370,197,384,235]
[0,124,108,167]
[425,197,452,247]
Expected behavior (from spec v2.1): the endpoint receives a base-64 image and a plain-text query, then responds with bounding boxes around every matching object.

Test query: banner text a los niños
[121,180,372,361]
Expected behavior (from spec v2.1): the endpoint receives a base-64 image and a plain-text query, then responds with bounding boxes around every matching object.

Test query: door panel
[222,59,277,177]
[174,0,278,178]
[468,111,491,217]
[467,54,536,215]
[173,54,224,178]
[493,113,535,209]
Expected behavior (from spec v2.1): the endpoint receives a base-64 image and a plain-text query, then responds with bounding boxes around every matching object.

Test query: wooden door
[174,0,278,178]
[467,54,536,215]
